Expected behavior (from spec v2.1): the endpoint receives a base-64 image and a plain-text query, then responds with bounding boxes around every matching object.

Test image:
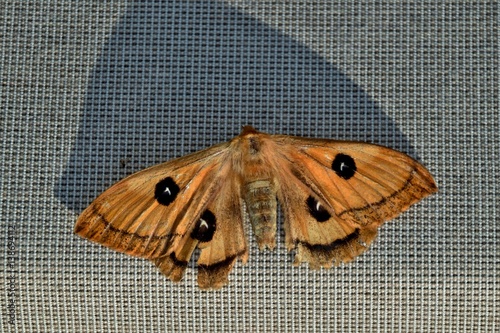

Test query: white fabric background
[1,1,498,332]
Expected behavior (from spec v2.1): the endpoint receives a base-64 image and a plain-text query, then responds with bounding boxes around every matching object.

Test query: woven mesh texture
[1,1,498,332]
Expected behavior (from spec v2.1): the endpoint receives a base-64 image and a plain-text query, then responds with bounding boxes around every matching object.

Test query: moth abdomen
[244,180,277,250]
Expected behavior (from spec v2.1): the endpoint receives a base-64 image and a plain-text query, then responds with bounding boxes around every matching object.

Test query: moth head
[240,125,259,136]
[231,126,272,163]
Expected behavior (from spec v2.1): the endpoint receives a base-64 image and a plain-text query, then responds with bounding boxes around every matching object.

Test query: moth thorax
[244,180,277,250]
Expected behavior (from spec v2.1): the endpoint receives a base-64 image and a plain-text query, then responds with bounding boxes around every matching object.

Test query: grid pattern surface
[1,1,498,332]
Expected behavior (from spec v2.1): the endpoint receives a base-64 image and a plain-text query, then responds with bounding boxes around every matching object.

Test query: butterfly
[75,126,437,289]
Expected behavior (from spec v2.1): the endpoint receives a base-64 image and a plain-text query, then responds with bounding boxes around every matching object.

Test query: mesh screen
[1,1,498,331]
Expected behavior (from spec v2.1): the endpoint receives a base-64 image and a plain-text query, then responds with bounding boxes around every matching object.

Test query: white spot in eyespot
[200,218,209,229]
[340,162,346,171]
[316,202,321,211]
[164,187,171,195]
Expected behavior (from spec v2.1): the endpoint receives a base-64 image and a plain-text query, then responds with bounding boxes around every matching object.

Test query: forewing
[75,142,232,281]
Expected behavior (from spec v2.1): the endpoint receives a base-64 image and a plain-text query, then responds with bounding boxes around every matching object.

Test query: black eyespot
[331,153,356,180]
[191,210,216,242]
[306,196,331,222]
[154,177,180,206]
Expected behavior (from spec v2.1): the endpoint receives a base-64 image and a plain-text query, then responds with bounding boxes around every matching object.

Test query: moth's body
[75,126,437,289]
[231,127,278,250]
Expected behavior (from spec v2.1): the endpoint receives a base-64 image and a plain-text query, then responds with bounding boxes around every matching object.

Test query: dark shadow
[56,0,415,212]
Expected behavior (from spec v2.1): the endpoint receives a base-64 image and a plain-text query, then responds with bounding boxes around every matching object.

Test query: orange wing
[270,136,437,268]
[76,141,247,288]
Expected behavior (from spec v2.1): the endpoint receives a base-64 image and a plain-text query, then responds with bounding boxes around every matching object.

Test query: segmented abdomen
[244,180,277,250]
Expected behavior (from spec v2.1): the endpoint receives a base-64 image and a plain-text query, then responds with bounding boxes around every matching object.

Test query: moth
[75,126,437,289]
